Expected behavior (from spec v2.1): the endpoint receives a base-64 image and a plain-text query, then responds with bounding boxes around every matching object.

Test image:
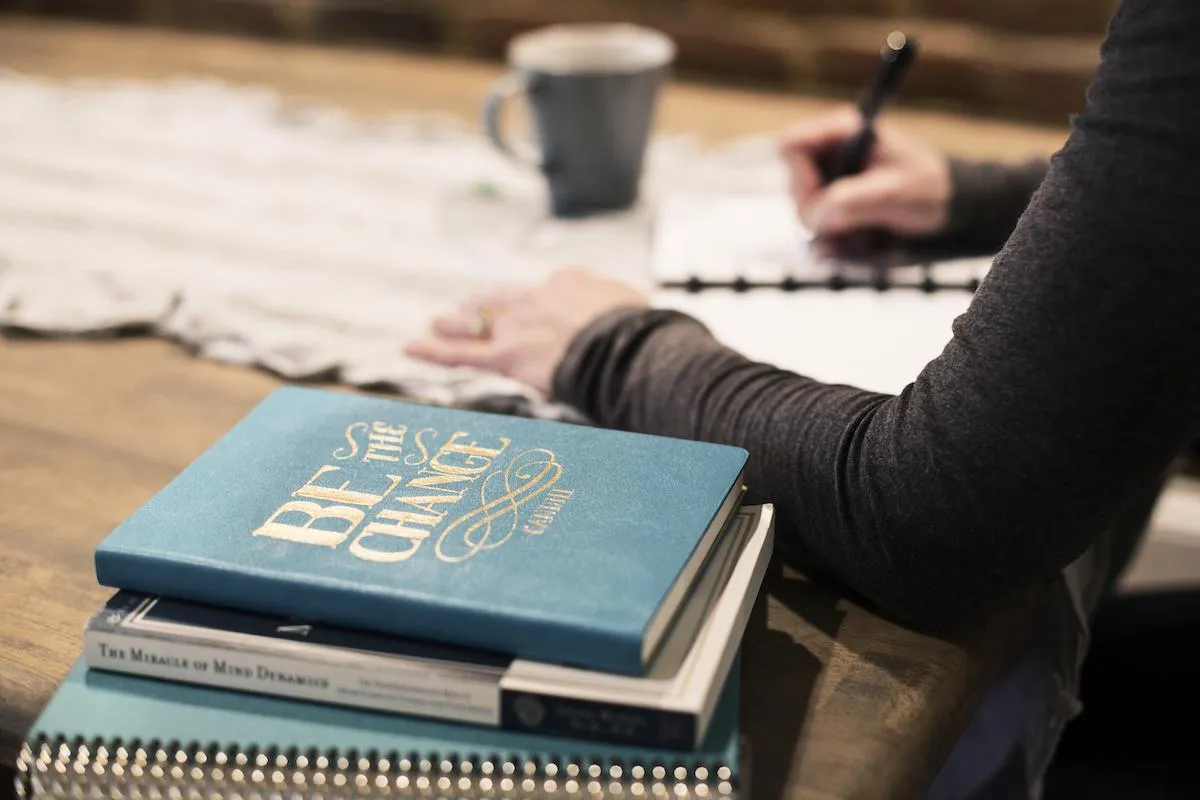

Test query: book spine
[500,689,698,750]
[82,628,502,727]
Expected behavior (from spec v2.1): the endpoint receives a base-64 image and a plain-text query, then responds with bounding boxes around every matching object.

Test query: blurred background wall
[0,0,1112,125]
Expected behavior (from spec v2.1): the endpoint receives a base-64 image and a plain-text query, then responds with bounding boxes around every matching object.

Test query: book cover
[19,658,744,800]
[95,386,748,676]
[85,505,773,750]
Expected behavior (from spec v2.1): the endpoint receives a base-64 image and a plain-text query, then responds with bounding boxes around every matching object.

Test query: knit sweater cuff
[914,157,1050,255]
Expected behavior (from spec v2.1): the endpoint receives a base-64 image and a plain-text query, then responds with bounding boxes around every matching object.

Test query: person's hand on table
[781,106,953,238]
[404,268,649,395]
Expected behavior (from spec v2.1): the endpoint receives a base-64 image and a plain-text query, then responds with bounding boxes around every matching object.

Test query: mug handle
[482,72,544,169]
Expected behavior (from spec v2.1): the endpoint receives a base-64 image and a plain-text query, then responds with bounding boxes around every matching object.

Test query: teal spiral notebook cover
[94,386,748,676]
[18,659,743,798]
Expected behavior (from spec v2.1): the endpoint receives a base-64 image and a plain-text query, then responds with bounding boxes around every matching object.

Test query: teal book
[16,660,745,799]
[94,387,748,676]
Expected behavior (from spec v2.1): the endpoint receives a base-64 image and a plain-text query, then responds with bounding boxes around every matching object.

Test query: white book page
[501,506,773,711]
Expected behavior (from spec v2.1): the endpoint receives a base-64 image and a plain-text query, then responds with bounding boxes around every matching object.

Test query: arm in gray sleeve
[912,158,1051,255]
[553,0,1200,631]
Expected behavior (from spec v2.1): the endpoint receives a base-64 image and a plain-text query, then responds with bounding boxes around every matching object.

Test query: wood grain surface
[0,18,1064,799]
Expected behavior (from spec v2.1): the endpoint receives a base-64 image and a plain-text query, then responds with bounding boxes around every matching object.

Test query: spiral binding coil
[14,737,738,800]
[662,273,982,294]
[660,252,990,295]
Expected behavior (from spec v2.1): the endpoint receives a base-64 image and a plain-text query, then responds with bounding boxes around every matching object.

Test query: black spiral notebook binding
[660,256,987,295]
[656,242,990,296]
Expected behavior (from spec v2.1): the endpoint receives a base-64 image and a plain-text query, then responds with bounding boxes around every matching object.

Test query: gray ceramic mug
[483,24,675,218]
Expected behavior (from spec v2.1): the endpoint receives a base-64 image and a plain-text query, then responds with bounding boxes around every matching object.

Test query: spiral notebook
[651,190,992,293]
[646,189,989,396]
[16,658,745,799]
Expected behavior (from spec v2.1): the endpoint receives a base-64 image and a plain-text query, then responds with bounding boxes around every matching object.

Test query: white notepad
[652,190,811,284]
[649,188,988,394]
[651,288,973,395]
[652,189,992,286]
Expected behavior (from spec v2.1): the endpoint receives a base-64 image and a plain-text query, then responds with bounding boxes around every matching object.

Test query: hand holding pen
[780,32,953,243]
[818,31,918,183]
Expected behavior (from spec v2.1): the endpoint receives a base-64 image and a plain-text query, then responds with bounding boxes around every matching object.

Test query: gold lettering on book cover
[405,427,438,466]
[349,433,511,563]
[522,487,576,535]
[334,421,411,462]
[293,465,404,507]
[427,432,510,475]
[332,422,368,460]
[252,501,366,548]
[435,448,563,563]
[253,421,574,562]
[363,422,408,463]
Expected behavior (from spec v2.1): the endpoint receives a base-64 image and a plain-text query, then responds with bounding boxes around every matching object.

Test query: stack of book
[16,386,775,799]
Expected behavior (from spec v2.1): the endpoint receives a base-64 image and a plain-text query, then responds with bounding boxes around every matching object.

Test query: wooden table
[0,18,1067,799]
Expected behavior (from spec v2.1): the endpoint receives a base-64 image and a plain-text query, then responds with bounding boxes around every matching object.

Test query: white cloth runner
[0,72,802,416]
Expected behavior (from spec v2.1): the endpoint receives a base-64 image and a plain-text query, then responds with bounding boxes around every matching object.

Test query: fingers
[779,106,862,154]
[464,285,525,315]
[429,285,525,339]
[406,282,532,369]
[787,157,826,215]
[403,336,503,370]
[430,309,482,339]
[790,170,826,235]
[780,108,863,198]
[808,168,910,236]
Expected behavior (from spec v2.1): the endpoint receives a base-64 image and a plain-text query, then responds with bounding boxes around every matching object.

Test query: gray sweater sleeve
[552,0,1200,631]
[919,158,1051,254]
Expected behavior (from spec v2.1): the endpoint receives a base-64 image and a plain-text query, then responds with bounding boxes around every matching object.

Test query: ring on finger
[470,306,494,338]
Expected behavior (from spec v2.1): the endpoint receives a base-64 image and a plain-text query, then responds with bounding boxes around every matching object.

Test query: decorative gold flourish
[405,428,438,466]
[332,422,368,460]
[435,448,562,562]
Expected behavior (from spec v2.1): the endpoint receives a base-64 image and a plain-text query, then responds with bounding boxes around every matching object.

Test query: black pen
[819,31,919,185]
